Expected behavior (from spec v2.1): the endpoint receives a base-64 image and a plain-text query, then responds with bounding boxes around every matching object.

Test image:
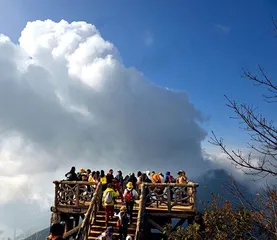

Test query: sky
[0,0,276,142]
[0,0,276,239]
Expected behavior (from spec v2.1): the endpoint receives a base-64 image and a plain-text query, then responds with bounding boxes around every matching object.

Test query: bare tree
[210,19,277,179]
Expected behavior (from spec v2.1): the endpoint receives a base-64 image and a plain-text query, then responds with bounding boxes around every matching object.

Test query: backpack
[104,191,113,204]
[152,174,161,183]
[125,189,133,203]
[168,175,174,183]
[65,173,73,181]
[77,173,82,181]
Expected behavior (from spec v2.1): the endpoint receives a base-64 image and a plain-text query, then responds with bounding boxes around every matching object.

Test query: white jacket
[123,188,139,200]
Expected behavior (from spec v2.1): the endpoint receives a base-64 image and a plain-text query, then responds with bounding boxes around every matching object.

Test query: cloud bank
[0,19,213,237]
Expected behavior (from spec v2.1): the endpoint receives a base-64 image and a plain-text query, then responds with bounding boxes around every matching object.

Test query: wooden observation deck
[49,180,199,239]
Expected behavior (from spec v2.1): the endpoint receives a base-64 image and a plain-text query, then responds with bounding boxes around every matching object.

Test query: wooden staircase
[88,202,138,239]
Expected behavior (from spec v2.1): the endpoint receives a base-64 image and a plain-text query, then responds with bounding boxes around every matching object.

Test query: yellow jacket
[88,176,95,183]
[102,187,119,206]
[100,176,107,185]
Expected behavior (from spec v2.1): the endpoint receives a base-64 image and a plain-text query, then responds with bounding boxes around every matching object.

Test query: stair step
[89,230,136,238]
[98,210,138,214]
[96,220,137,228]
[91,225,137,232]
[96,215,138,221]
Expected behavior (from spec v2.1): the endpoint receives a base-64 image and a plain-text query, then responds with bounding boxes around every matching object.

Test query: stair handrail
[75,182,102,240]
[135,183,146,240]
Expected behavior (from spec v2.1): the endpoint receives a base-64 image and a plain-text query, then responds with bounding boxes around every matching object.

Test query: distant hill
[195,168,254,211]
[23,228,49,240]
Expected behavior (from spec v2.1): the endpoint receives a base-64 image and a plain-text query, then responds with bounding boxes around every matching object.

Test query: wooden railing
[75,182,102,240]
[135,183,146,240]
[135,182,198,240]
[144,182,199,212]
[53,180,98,208]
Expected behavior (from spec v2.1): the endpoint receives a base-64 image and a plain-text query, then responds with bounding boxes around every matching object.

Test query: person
[97,226,114,240]
[151,171,156,180]
[102,183,119,227]
[89,171,96,183]
[152,173,164,194]
[165,171,175,200]
[115,206,129,240]
[176,170,188,184]
[115,170,124,189]
[106,169,114,184]
[165,171,174,183]
[65,166,78,181]
[114,171,124,202]
[152,173,161,184]
[176,170,188,203]
[100,170,107,191]
[140,173,151,206]
[48,222,65,240]
[127,173,137,190]
[145,171,152,181]
[77,168,87,181]
[158,172,165,183]
[95,171,100,181]
[86,169,91,180]
[123,182,138,223]
[136,171,143,197]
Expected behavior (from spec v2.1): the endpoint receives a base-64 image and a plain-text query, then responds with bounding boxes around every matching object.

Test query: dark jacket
[106,173,114,184]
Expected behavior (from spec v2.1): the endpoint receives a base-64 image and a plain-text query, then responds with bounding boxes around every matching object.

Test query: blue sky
[0,0,276,146]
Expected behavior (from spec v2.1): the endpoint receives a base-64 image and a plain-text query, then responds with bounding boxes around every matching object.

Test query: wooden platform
[51,180,199,240]
[55,199,194,216]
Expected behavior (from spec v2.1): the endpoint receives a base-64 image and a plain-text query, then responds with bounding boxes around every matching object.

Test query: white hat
[126,236,132,240]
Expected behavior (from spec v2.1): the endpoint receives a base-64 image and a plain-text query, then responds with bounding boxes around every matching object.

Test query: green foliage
[166,195,256,240]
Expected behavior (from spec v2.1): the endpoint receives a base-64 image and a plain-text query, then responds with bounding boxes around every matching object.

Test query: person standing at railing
[165,171,175,183]
[102,183,119,227]
[176,170,188,184]
[65,166,78,181]
[123,182,138,224]
[152,173,164,194]
[77,168,87,181]
[176,170,188,203]
[165,171,175,201]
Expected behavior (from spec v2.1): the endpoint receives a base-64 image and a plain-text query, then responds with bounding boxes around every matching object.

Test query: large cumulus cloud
[0,20,211,237]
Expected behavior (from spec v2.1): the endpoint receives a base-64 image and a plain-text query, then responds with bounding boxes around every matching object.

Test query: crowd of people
[60,167,189,240]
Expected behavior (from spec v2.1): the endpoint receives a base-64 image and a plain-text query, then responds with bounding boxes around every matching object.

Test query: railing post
[135,183,146,240]
[54,182,58,207]
[193,185,197,212]
[76,184,80,206]
[167,185,171,212]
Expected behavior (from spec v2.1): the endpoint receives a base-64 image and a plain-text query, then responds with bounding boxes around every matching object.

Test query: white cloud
[0,19,212,236]
[215,24,231,35]
[143,30,154,46]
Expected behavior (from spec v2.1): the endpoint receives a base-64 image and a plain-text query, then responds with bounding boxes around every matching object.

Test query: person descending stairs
[88,201,137,239]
